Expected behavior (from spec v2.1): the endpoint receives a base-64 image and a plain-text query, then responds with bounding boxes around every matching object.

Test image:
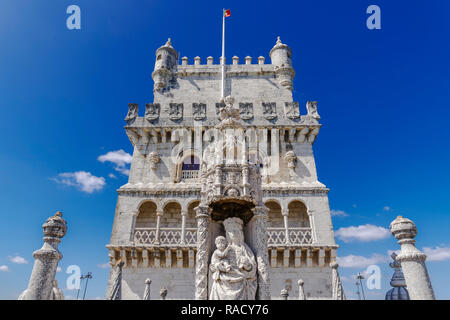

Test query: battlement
[152,37,295,96]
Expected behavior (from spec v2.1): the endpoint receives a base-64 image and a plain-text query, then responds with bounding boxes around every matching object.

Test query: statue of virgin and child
[209,217,258,300]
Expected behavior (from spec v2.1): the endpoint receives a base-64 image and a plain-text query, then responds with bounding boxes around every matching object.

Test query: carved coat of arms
[239,103,253,120]
[125,103,138,122]
[192,103,206,120]
[145,103,160,121]
[169,103,183,120]
[262,102,277,120]
[284,102,300,119]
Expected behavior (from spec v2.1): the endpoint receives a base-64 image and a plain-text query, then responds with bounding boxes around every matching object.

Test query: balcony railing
[134,228,197,246]
[267,227,313,246]
[181,170,199,181]
[134,227,313,247]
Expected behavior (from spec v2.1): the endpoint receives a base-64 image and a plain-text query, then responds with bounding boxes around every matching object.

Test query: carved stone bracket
[148,152,160,170]
[284,151,297,177]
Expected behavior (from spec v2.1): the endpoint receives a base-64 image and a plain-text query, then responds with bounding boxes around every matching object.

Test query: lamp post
[80,272,93,300]
[355,281,361,300]
[76,276,85,300]
[356,273,365,300]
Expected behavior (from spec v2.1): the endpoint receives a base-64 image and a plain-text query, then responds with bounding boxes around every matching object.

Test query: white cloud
[423,246,450,262]
[0,265,10,272]
[335,224,390,242]
[383,206,391,211]
[337,254,388,268]
[331,209,349,217]
[8,255,28,264]
[54,171,106,193]
[98,150,132,175]
[57,266,62,272]
[108,173,117,179]
[97,263,110,269]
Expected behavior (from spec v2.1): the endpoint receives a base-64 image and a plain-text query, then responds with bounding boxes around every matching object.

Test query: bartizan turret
[152,38,178,92]
[270,36,295,90]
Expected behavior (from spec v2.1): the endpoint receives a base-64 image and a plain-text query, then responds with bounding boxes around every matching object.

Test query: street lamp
[82,272,93,300]
[356,273,365,300]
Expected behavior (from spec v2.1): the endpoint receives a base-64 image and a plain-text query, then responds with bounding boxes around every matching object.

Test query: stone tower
[106,37,339,299]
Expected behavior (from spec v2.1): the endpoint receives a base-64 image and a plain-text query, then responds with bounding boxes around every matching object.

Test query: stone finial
[43,211,67,239]
[194,56,201,66]
[19,211,67,300]
[220,57,226,64]
[160,286,168,300]
[164,38,173,48]
[298,279,306,300]
[280,288,289,300]
[270,36,291,54]
[390,216,418,243]
[245,56,252,65]
[181,56,188,66]
[207,56,213,65]
[258,56,265,65]
[232,56,239,65]
[143,278,152,300]
[385,252,410,300]
[389,216,435,300]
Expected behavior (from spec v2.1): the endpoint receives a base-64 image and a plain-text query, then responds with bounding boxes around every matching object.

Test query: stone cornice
[117,184,329,196]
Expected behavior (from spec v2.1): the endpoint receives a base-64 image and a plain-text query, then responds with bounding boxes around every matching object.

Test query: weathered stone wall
[113,265,332,300]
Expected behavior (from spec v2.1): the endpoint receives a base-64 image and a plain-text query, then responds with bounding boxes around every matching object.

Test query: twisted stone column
[195,206,211,300]
[252,206,271,300]
[143,278,152,300]
[19,211,67,300]
[390,216,435,300]
[330,262,346,300]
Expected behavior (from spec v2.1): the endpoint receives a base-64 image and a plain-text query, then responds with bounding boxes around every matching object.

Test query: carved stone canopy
[210,198,255,224]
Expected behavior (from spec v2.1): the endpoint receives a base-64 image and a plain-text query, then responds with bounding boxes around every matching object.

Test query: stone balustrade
[134,227,197,246]
[267,227,313,246]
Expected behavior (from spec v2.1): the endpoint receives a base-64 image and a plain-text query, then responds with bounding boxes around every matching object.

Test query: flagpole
[221,9,225,99]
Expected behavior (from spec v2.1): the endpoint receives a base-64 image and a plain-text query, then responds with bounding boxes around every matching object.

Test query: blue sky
[0,0,449,299]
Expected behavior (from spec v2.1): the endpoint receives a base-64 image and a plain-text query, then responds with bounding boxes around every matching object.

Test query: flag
[224,9,231,17]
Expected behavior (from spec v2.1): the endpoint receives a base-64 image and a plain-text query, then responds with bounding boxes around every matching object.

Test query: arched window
[288,201,310,228]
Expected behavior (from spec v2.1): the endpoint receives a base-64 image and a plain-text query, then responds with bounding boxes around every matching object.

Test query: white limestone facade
[106,37,339,300]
